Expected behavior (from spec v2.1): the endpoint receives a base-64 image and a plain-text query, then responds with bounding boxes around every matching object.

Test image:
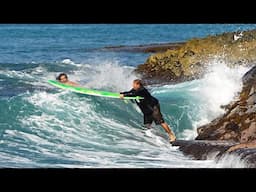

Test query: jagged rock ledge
[135,29,256,84]
[172,140,237,160]
[101,42,184,53]
[172,140,256,167]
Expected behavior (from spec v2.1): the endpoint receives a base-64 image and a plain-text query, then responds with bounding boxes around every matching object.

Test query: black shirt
[120,86,159,114]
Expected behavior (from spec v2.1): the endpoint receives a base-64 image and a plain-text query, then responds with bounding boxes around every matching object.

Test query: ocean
[0,24,255,168]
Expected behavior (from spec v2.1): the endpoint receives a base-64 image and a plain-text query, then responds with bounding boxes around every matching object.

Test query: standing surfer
[120,79,176,143]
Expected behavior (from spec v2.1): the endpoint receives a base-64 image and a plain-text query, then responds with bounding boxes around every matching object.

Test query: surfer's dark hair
[133,79,143,86]
[56,73,68,81]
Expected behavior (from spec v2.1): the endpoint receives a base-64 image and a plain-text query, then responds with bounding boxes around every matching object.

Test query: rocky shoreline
[172,140,256,167]
[101,42,184,53]
[135,29,256,85]
[181,64,256,167]
[172,140,237,160]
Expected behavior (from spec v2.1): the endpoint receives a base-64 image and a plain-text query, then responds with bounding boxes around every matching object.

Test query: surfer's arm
[120,89,136,98]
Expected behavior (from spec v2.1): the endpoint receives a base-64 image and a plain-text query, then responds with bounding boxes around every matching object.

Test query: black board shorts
[144,104,165,125]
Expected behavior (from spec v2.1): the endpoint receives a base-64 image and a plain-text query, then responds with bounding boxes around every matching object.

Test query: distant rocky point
[102,42,184,53]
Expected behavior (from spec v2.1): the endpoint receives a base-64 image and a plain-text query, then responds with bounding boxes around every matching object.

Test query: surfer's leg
[144,124,151,129]
[160,123,176,143]
[152,104,176,143]
[143,114,153,129]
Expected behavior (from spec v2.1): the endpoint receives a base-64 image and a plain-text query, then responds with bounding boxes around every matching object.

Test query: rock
[247,93,256,105]
[196,64,256,144]
[242,65,256,85]
[173,139,256,167]
[241,122,256,142]
[226,122,240,132]
[172,140,237,160]
[246,105,256,113]
[101,42,184,53]
[136,29,256,84]
[237,148,256,167]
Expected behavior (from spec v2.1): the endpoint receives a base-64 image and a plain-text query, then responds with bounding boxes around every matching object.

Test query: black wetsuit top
[120,86,159,115]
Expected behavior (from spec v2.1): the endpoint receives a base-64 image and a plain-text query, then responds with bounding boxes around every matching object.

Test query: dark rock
[102,42,184,53]
[238,149,256,167]
[172,140,256,167]
[225,122,240,132]
[246,93,256,105]
[183,50,195,57]
[242,65,256,85]
[172,140,237,160]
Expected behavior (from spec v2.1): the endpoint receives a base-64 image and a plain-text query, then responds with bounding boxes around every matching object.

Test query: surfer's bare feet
[169,132,176,143]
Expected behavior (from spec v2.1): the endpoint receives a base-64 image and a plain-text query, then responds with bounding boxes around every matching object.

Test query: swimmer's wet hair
[56,73,68,81]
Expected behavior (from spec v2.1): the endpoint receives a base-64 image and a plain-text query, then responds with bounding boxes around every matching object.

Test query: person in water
[56,73,79,86]
[120,79,176,143]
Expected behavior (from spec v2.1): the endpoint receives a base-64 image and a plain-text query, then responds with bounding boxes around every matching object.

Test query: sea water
[0,24,255,167]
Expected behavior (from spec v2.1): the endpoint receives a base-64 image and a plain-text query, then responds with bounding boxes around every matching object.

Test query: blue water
[0,24,255,168]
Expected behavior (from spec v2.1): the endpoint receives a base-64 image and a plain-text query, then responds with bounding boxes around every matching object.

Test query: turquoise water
[0,24,254,167]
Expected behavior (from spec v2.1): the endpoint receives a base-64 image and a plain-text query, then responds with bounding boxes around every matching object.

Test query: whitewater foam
[212,153,247,168]
[61,58,76,65]
[151,60,249,140]
[0,69,34,80]
[182,61,249,139]
[198,60,248,118]
[17,88,214,167]
[82,61,139,91]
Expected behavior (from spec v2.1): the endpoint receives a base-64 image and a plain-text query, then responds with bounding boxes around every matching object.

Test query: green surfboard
[47,80,143,100]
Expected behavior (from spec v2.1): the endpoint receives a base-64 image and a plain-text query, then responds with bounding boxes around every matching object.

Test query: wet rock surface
[172,140,237,160]
[172,140,256,167]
